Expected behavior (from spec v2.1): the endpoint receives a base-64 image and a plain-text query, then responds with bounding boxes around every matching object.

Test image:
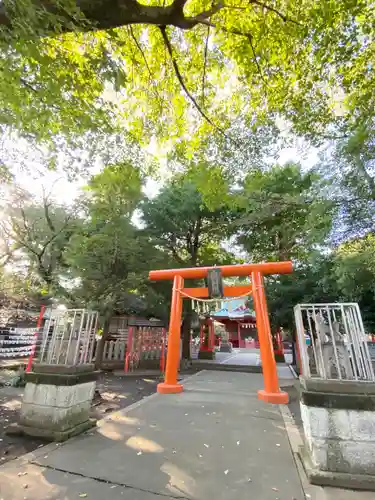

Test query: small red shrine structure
[212,299,257,348]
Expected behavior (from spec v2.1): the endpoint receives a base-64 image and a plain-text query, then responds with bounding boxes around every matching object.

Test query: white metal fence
[294,303,375,381]
[39,309,98,365]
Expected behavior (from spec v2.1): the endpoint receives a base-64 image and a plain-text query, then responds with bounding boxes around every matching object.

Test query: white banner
[0,350,32,357]
[0,327,41,358]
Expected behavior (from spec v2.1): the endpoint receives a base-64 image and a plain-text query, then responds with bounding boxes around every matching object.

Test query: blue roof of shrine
[212,298,255,320]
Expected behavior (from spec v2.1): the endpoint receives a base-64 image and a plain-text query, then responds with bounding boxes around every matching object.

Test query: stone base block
[299,444,375,491]
[300,377,375,489]
[219,342,233,353]
[17,364,99,442]
[7,418,96,442]
[198,350,215,360]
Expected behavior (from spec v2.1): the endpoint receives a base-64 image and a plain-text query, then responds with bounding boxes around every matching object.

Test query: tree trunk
[181,299,192,368]
[95,313,112,370]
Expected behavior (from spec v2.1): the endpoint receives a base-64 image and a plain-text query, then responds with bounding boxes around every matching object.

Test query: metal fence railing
[39,309,98,365]
[294,303,375,381]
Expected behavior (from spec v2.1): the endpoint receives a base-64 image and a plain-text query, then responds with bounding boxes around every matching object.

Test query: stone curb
[279,402,326,499]
[299,444,375,492]
[288,364,299,379]
[279,401,375,496]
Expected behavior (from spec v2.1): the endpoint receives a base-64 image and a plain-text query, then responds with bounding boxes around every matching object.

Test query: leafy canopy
[141,169,236,267]
[236,163,334,261]
[1,0,375,154]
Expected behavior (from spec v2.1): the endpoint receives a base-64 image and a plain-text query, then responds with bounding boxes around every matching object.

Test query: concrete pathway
[0,370,370,500]
[214,348,293,369]
[209,349,294,379]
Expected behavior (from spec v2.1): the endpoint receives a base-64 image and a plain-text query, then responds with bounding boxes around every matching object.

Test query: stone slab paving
[0,458,174,500]
[16,371,304,500]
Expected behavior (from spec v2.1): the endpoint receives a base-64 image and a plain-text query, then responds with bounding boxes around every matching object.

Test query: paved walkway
[203,348,293,368]
[0,370,371,499]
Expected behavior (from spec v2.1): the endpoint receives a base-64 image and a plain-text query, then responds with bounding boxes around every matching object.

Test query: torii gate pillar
[149,262,292,404]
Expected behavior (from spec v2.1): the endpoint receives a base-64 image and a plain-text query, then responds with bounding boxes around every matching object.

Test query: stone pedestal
[300,377,375,490]
[219,342,233,353]
[198,349,216,360]
[10,364,99,441]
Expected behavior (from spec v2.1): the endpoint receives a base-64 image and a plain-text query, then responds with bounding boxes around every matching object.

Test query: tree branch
[169,245,185,265]
[128,26,164,110]
[171,0,189,12]
[43,199,56,234]
[201,26,210,106]
[20,78,38,93]
[250,0,301,25]
[247,34,268,86]
[159,26,225,134]
[195,2,225,22]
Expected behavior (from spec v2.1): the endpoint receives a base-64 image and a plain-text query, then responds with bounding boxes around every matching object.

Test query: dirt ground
[0,372,160,465]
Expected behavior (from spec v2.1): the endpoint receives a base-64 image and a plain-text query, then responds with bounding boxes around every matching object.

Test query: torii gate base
[149,262,292,404]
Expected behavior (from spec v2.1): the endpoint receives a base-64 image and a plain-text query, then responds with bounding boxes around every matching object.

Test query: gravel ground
[0,372,160,464]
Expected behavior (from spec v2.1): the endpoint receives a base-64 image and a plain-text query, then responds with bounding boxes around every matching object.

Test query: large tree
[318,125,375,241]
[333,233,375,331]
[142,171,236,362]
[65,161,165,367]
[0,1,374,154]
[0,186,79,293]
[236,163,334,261]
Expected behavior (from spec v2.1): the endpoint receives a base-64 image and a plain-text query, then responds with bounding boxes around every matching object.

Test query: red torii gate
[149,261,292,404]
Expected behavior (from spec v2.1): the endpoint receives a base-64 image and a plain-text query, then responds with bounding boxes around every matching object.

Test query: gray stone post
[299,376,375,490]
[9,363,98,441]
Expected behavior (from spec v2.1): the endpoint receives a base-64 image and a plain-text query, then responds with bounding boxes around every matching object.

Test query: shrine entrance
[149,262,293,404]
